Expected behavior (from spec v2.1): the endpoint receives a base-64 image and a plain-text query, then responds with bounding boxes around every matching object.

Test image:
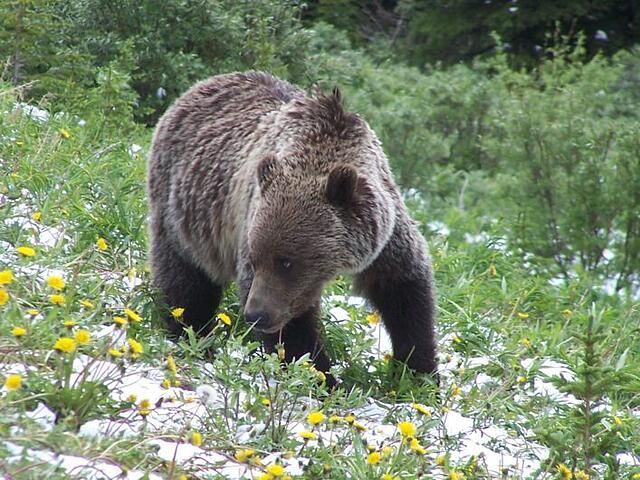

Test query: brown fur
[147,72,438,384]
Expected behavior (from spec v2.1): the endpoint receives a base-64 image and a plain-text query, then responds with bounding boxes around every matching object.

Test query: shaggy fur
[148,72,438,384]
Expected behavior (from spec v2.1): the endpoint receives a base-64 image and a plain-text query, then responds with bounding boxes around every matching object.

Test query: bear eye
[275,256,293,273]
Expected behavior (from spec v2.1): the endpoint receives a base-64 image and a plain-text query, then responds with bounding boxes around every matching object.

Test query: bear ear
[257,155,278,191]
[326,165,358,207]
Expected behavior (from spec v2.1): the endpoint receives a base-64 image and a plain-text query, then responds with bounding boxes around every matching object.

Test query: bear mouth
[250,322,286,335]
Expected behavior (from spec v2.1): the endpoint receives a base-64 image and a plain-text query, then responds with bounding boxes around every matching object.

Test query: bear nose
[245,310,270,330]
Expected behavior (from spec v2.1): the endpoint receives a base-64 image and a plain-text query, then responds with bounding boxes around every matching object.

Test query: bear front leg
[150,229,223,337]
[355,218,438,375]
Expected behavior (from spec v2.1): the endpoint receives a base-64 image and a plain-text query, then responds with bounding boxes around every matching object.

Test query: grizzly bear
[147,71,437,385]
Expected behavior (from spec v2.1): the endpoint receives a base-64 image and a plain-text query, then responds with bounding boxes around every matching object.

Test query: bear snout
[244,309,272,331]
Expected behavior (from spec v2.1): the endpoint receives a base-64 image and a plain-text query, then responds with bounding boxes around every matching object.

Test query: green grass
[1,87,639,480]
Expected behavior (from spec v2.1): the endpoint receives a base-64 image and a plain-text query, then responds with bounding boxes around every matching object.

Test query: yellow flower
[257,475,272,480]
[127,393,137,403]
[367,452,381,465]
[4,374,22,391]
[410,438,427,455]
[329,415,342,423]
[31,211,42,221]
[47,275,65,290]
[161,378,171,389]
[11,326,27,337]
[451,384,462,397]
[261,398,271,407]
[366,312,381,325]
[517,376,527,384]
[449,472,465,480]
[96,238,108,251]
[128,338,143,358]
[80,299,95,309]
[436,454,446,466]
[412,403,431,416]
[235,448,255,463]
[517,312,530,319]
[381,445,394,456]
[307,411,325,425]
[298,430,317,440]
[139,398,151,409]
[17,246,36,257]
[265,464,285,477]
[26,308,39,316]
[382,474,400,480]
[344,414,356,424]
[631,474,640,479]
[109,348,123,358]
[114,316,128,327]
[488,264,497,276]
[397,421,416,437]
[0,289,9,305]
[217,312,231,325]
[59,128,71,139]
[54,337,76,353]
[74,329,91,344]
[561,309,573,318]
[63,319,77,328]
[613,415,623,426]
[451,334,462,344]
[575,471,589,480]
[353,421,367,431]
[167,355,177,374]
[520,337,532,348]
[556,463,572,479]
[171,307,185,318]
[124,308,142,322]
[190,431,203,447]
[0,270,14,285]
[50,294,65,305]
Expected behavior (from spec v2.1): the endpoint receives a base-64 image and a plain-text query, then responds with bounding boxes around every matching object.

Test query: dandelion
[63,319,77,328]
[109,348,123,358]
[265,464,285,477]
[517,312,529,319]
[449,472,464,480]
[171,307,185,318]
[17,246,36,257]
[307,411,325,425]
[631,474,640,479]
[561,309,573,317]
[451,334,462,344]
[344,413,356,424]
[556,463,572,479]
[47,275,65,290]
[190,431,203,447]
[217,312,231,325]
[298,430,317,440]
[436,454,446,466]
[0,289,9,305]
[353,422,367,431]
[520,337,532,348]
[80,299,95,309]
[4,374,22,391]
[114,316,128,327]
[575,471,589,480]
[128,338,143,358]
[124,308,142,322]
[54,337,76,353]
[96,238,108,251]
[382,474,400,480]
[59,128,71,139]
[0,270,13,285]
[235,448,255,463]
[381,446,394,456]
[366,312,381,325]
[409,438,427,455]
[613,415,623,426]
[261,398,271,407]
[517,376,527,384]
[50,294,65,305]
[167,355,177,374]
[74,329,91,344]
[256,475,272,480]
[161,378,171,389]
[488,264,497,276]
[397,421,416,438]
[26,309,39,316]
[11,326,26,337]
[329,415,342,423]
[31,211,42,221]
[412,403,431,416]
[367,452,381,465]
